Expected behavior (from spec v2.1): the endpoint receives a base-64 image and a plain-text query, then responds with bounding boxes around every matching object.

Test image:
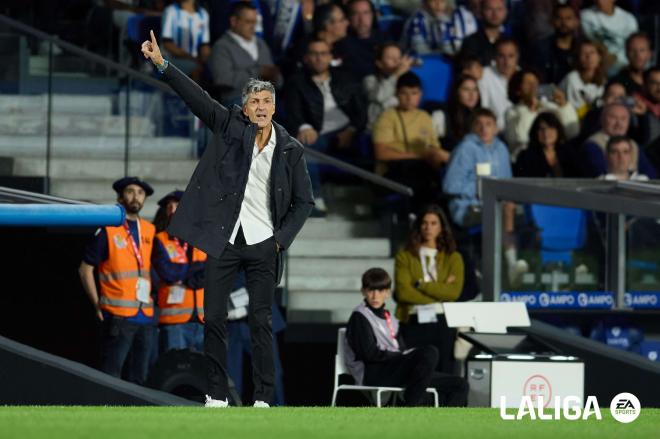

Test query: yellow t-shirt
[372,107,440,174]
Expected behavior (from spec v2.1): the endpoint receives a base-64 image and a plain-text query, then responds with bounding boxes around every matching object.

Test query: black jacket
[162,64,314,281]
[283,67,367,135]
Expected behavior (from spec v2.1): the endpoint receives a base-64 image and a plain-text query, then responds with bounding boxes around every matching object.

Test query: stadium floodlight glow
[505,354,535,360]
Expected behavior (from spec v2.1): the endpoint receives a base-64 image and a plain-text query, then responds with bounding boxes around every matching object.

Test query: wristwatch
[156,59,169,73]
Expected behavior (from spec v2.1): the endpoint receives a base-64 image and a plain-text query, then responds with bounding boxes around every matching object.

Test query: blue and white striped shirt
[161,4,211,58]
[401,6,477,56]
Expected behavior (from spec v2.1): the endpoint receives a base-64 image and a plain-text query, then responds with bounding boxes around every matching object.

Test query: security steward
[79,177,156,385]
[152,190,207,353]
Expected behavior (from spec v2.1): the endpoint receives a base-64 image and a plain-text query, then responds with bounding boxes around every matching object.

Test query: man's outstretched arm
[141,30,229,133]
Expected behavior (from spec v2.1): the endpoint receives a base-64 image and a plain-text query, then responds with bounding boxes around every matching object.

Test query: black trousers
[364,346,468,406]
[400,314,457,374]
[204,227,278,403]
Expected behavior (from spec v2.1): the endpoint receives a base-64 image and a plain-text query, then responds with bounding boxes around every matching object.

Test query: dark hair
[448,74,481,140]
[361,268,392,291]
[229,1,257,18]
[575,40,608,86]
[458,54,482,72]
[305,37,330,54]
[626,31,651,53]
[494,36,518,53]
[553,2,577,17]
[405,204,457,255]
[375,41,401,62]
[643,65,660,84]
[347,0,376,19]
[507,69,540,104]
[313,3,341,34]
[396,71,422,90]
[470,107,497,125]
[528,112,566,151]
[153,205,170,233]
[606,135,632,153]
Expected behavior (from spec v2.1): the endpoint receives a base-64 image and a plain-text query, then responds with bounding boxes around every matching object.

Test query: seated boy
[345,267,468,406]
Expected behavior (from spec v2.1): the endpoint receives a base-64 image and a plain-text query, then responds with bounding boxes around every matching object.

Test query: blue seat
[528,204,587,266]
[410,55,453,104]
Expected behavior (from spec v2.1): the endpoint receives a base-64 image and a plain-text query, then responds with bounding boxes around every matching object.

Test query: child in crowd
[344,268,468,406]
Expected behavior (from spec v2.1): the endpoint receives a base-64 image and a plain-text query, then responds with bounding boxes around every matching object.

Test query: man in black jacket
[283,38,366,206]
[141,30,313,408]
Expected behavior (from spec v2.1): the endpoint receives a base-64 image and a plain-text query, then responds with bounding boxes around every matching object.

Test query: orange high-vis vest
[155,231,206,324]
[98,218,156,317]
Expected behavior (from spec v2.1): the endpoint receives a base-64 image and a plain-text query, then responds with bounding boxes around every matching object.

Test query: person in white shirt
[161,0,211,80]
[560,39,608,119]
[478,37,518,130]
[504,69,579,159]
[581,0,638,71]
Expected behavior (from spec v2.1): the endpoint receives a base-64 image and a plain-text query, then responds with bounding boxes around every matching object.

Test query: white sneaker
[253,400,270,408]
[314,197,327,212]
[205,395,229,408]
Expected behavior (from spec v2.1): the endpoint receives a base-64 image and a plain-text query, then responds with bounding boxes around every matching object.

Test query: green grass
[0,407,658,439]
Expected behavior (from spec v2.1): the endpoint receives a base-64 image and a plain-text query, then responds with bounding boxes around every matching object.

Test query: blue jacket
[442,133,512,225]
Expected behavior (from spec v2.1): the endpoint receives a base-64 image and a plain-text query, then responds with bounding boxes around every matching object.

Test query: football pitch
[0,407,658,439]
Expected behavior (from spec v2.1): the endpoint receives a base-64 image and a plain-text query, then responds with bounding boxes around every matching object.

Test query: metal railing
[0,13,412,198]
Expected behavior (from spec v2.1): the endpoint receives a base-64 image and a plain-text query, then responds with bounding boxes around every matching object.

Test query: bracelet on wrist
[156,59,169,73]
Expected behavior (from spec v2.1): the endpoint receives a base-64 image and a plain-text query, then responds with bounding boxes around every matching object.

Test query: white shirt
[229,125,276,245]
[559,70,604,114]
[419,247,438,282]
[227,30,259,61]
[478,66,512,131]
[298,77,350,135]
[581,6,638,69]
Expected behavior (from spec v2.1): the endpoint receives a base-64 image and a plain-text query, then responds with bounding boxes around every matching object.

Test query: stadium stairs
[0,334,197,406]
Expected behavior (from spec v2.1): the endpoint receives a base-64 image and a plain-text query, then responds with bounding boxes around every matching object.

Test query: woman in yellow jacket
[394,204,464,374]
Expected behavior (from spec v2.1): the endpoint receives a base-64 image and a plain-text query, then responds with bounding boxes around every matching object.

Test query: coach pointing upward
[142,31,313,407]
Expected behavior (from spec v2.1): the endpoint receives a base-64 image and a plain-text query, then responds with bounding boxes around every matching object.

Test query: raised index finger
[150,30,157,45]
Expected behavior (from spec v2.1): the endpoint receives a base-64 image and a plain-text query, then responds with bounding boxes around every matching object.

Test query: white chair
[331,328,439,407]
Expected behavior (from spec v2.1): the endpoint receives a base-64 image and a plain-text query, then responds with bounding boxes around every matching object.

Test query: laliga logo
[500,392,641,422]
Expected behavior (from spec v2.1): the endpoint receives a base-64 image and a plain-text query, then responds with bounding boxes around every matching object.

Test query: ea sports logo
[610,393,641,423]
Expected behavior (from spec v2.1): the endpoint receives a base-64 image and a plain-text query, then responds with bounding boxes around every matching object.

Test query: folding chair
[331,328,439,407]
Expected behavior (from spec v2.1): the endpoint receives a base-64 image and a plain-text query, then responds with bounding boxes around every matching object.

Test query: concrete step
[287,275,361,291]
[0,114,154,136]
[0,135,194,160]
[50,179,190,203]
[288,238,390,258]
[10,157,198,181]
[296,218,381,239]
[0,94,112,115]
[287,257,394,277]
[287,290,396,313]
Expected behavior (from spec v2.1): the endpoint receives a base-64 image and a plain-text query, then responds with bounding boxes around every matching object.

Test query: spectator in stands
[334,0,382,81]
[210,2,281,106]
[104,1,163,64]
[270,0,315,60]
[611,32,653,96]
[208,0,273,44]
[393,204,464,375]
[504,69,579,159]
[513,112,581,177]
[345,267,468,406]
[282,2,349,75]
[78,177,156,385]
[601,136,649,181]
[443,108,511,226]
[580,0,638,71]
[400,0,478,57]
[372,72,450,210]
[478,37,518,130]
[528,3,582,85]
[363,42,415,130]
[433,74,481,152]
[459,55,484,82]
[460,0,508,66]
[633,66,660,147]
[560,40,608,119]
[151,190,206,354]
[161,0,211,81]
[284,38,367,210]
[582,103,657,178]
